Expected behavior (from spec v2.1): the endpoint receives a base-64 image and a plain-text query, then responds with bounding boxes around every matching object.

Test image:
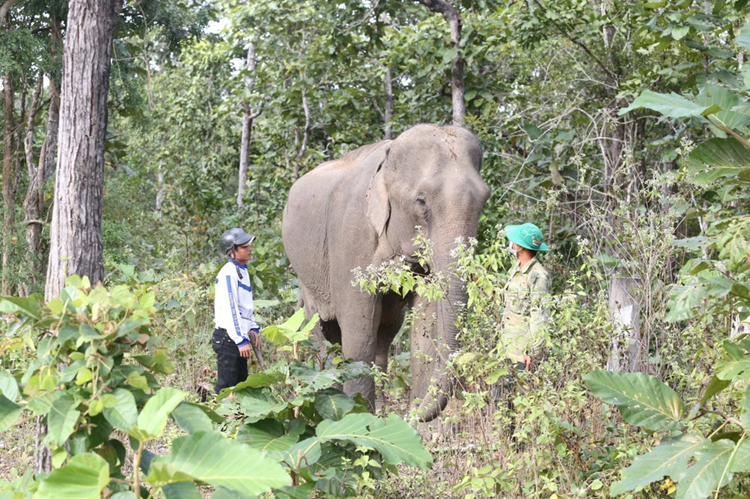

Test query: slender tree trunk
[22,69,58,294]
[293,72,309,180]
[2,71,15,295]
[417,0,465,126]
[1,1,19,295]
[18,77,44,296]
[45,0,122,300]
[384,66,393,140]
[237,40,261,210]
[155,162,164,215]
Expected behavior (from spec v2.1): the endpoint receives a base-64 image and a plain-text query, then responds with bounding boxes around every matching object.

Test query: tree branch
[0,0,21,21]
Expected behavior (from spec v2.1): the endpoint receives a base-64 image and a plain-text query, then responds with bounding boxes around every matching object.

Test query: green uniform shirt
[501,257,550,362]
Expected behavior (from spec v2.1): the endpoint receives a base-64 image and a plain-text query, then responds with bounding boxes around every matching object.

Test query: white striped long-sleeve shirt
[214,260,259,347]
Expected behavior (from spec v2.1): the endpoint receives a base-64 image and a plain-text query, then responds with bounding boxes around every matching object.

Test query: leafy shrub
[0,278,431,498]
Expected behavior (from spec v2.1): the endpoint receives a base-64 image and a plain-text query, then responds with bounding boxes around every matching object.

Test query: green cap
[505,223,549,252]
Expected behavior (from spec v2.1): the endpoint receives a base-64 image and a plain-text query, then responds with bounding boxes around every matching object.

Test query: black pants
[491,361,526,405]
[212,328,248,393]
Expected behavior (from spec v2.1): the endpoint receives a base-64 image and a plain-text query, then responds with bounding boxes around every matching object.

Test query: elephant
[282,124,490,421]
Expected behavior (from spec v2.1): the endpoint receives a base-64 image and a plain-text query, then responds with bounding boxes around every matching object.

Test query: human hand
[238,344,252,358]
[523,355,532,370]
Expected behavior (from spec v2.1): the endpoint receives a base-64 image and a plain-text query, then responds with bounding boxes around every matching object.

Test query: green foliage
[0,280,431,498]
[587,18,750,496]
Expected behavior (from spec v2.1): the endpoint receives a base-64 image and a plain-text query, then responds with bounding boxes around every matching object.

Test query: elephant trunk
[413,226,471,422]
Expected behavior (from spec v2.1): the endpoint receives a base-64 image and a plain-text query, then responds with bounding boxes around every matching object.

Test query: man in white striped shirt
[212,228,261,393]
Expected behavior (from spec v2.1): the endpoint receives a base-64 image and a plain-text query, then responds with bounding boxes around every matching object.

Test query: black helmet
[219,228,255,255]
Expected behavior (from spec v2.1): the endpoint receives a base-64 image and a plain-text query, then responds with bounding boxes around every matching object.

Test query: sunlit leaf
[48,393,80,445]
[619,90,717,118]
[103,388,138,432]
[147,431,291,495]
[35,453,109,499]
[136,387,185,440]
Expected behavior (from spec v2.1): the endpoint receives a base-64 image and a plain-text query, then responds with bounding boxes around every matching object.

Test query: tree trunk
[45,0,122,300]
[2,71,15,295]
[606,277,642,372]
[384,66,393,140]
[155,162,164,215]
[417,0,465,126]
[293,72,309,181]
[237,40,261,210]
[22,71,59,292]
[18,77,44,296]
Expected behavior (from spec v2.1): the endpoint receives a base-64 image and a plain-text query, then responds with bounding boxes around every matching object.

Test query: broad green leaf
[696,84,748,133]
[314,389,355,421]
[210,487,246,499]
[672,25,690,40]
[146,431,291,495]
[676,439,734,499]
[35,453,109,499]
[584,371,685,431]
[275,483,316,499]
[0,394,23,432]
[103,388,138,431]
[126,371,150,390]
[236,389,289,422]
[0,370,20,402]
[742,386,750,429]
[280,437,322,470]
[163,482,202,499]
[317,413,432,469]
[610,434,705,495]
[237,419,299,452]
[0,295,42,319]
[737,18,750,52]
[686,137,750,185]
[619,90,717,118]
[48,393,80,445]
[261,325,287,345]
[136,387,185,440]
[291,363,342,393]
[226,370,287,394]
[700,376,731,406]
[300,313,320,335]
[117,318,149,338]
[171,402,214,434]
[729,439,750,472]
[279,308,306,332]
[716,358,750,380]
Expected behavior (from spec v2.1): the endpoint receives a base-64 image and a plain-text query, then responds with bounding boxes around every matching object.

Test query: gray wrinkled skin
[282,124,490,421]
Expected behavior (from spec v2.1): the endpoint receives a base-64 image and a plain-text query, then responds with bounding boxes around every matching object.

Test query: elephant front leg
[339,298,381,412]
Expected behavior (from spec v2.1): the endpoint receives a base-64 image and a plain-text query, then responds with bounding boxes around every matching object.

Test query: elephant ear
[365,144,392,237]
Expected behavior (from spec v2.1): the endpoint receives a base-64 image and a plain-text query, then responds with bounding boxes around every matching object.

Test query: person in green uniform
[501,222,551,371]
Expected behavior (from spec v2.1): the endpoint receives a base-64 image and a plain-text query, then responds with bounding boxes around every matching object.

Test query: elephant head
[365,124,490,421]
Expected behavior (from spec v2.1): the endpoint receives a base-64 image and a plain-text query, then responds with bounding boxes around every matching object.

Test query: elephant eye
[416,197,426,206]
